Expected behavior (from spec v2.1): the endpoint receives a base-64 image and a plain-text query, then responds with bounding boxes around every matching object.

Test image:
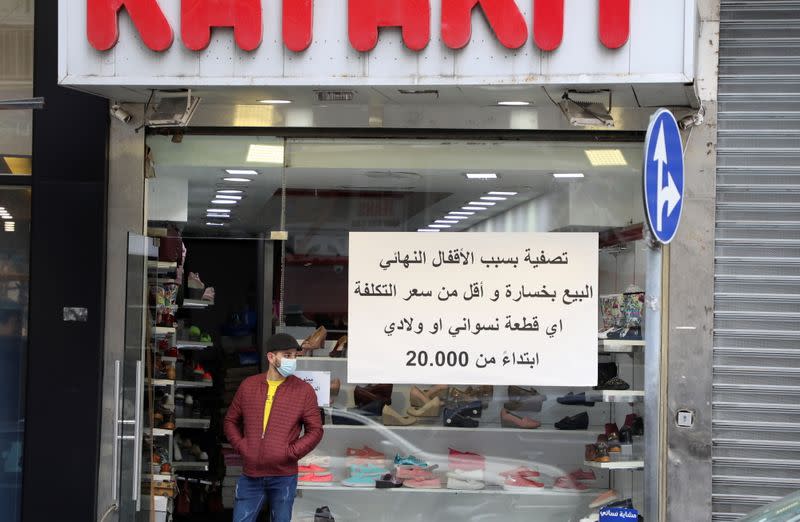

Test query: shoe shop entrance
[110,131,664,522]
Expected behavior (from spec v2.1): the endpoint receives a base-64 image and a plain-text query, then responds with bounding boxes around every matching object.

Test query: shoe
[594,441,611,462]
[396,467,437,480]
[342,475,377,488]
[382,404,417,426]
[192,363,205,381]
[594,376,630,390]
[443,412,479,428]
[200,333,212,343]
[443,400,482,419]
[403,477,441,489]
[424,385,449,400]
[201,287,215,303]
[447,469,484,481]
[597,362,618,386]
[449,449,485,471]
[407,396,442,417]
[394,454,428,467]
[556,392,596,407]
[590,490,620,508]
[354,384,393,408]
[447,477,485,490]
[499,467,540,479]
[606,498,635,510]
[619,426,633,444]
[187,273,205,299]
[375,473,403,488]
[569,469,596,481]
[299,464,329,474]
[554,476,588,491]
[506,387,546,411]
[202,371,213,384]
[605,424,622,451]
[301,326,327,355]
[448,387,486,408]
[315,506,335,522]
[346,446,385,461]
[299,472,334,484]
[409,386,430,408]
[166,366,176,380]
[329,335,347,358]
[503,475,544,491]
[173,443,183,461]
[632,416,644,436]
[500,408,541,429]
[555,412,589,430]
[330,378,341,397]
[300,455,332,468]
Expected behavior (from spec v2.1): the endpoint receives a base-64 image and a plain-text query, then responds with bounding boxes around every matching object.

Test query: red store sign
[88,0,630,54]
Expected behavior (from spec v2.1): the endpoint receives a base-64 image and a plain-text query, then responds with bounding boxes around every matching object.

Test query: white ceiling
[147,135,644,238]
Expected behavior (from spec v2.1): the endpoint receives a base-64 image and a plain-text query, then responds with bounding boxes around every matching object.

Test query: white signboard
[348,232,598,386]
[295,371,331,407]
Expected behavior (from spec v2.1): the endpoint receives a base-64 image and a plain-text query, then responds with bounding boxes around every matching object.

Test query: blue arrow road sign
[643,109,684,244]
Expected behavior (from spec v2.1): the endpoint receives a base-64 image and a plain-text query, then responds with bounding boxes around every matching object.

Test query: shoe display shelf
[597,339,645,354]
[175,417,211,429]
[172,461,209,472]
[182,298,212,309]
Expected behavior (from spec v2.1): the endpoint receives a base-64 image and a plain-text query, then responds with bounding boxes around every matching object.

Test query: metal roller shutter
[714,1,800,520]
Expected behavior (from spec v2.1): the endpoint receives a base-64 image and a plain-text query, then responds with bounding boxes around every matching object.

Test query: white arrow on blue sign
[643,109,684,244]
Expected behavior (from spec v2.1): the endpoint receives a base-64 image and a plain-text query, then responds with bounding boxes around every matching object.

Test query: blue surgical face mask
[276,356,297,378]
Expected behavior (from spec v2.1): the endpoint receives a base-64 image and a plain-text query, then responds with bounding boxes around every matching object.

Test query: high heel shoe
[330,378,341,397]
[329,335,347,358]
[410,386,430,408]
[301,326,327,355]
[407,396,442,417]
[382,404,417,426]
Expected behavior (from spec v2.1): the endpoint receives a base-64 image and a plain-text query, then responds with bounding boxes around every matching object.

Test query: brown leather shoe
[301,326,327,355]
[354,384,393,408]
[329,335,347,357]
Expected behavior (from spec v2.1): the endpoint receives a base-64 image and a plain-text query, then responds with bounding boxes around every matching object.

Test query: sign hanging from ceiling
[643,108,684,244]
[347,232,598,386]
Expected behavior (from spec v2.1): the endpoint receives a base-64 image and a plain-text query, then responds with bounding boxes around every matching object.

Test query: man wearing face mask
[224,333,324,522]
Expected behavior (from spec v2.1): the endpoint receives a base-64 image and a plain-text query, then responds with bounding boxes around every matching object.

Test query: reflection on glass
[0,186,30,522]
[0,0,34,177]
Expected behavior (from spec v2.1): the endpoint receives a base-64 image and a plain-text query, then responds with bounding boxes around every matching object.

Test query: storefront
[43,1,718,521]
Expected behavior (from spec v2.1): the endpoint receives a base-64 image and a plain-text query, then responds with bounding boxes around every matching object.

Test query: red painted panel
[533,0,563,51]
[441,0,527,50]
[283,0,313,52]
[348,0,431,52]
[598,0,630,49]
[87,0,173,52]
[181,0,263,52]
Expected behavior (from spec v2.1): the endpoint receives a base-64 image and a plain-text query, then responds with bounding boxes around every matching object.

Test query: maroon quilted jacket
[224,374,324,477]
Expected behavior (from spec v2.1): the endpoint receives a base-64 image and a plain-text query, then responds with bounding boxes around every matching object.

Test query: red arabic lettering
[598,0,630,49]
[533,0,562,51]
[283,0,313,52]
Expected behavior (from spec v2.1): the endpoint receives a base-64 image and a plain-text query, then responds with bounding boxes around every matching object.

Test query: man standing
[224,333,324,522]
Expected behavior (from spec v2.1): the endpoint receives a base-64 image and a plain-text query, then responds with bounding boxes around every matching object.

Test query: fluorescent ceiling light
[481,196,507,201]
[259,99,292,104]
[247,144,285,164]
[435,220,458,224]
[206,222,226,226]
[585,149,627,166]
[497,101,530,106]
[215,195,242,200]
[469,201,496,206]
[488,191,518,196]
[1,216,12,220]
[211,199,237,205]
[553,173,585,179]
[206,208,231,212]
[450,211,475,215]
[417,228,440,232]
[217,189,244,194]
[429,224,452,228]
[445,215,469,220]
[223,177,253,183]
[465,173,498,180]
[225,169,258,176]
[462,207,486,211]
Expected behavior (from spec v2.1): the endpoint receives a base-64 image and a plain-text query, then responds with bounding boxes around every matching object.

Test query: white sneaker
[447,469,485,481]
[446,477,485,490]
[173,443,183,462]
[299,454,332,468]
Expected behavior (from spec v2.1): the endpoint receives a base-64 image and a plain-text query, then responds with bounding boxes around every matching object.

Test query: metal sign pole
[644,226,663,521]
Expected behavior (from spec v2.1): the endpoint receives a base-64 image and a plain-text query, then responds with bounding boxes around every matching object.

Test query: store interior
[139,134,650,521]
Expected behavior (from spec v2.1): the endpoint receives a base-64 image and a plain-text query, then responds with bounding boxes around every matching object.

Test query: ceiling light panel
[469,201,496,206]
[553,173,585,179]
[223,177,253,183]
[211,199,237,205]
[465,173,498,180]
[225,169,258,176]
[488,191,518,196]
[247,144,285,164]
[481,196,507,201]
[585,149,627,166]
